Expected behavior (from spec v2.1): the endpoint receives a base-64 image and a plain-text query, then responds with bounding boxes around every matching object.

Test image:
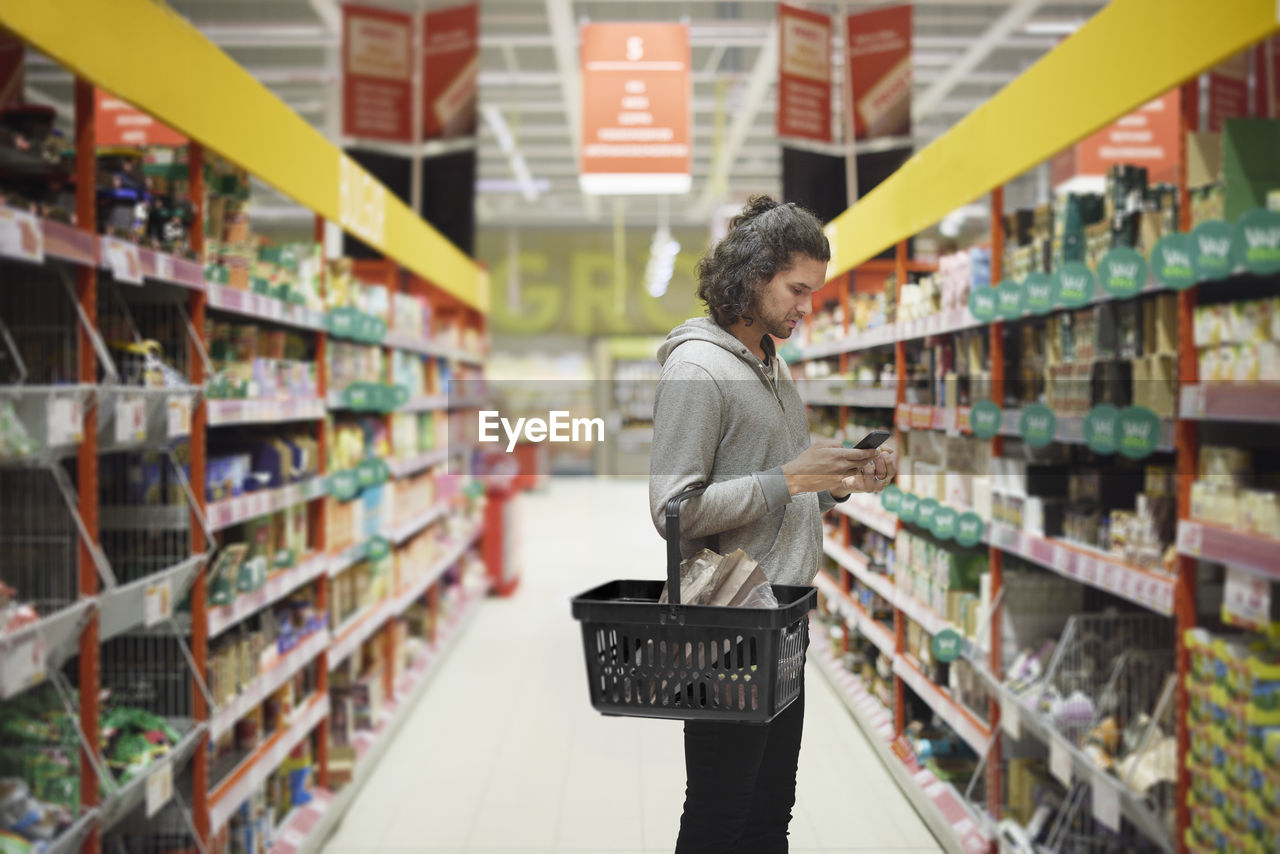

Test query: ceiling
[21,0,1108,234]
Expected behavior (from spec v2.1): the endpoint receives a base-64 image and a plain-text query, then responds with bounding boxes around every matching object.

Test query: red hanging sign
[777,5,832,143]
[579,23,691,195]
[846,5,912,141]
[422,3,479,141]
[94,89,187,147]
[342,4,414,142]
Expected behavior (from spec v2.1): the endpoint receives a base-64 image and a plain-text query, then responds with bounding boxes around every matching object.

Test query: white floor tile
[320,478,945,854]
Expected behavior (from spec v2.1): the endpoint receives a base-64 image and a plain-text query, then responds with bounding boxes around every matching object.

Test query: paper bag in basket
[658,548,778,608]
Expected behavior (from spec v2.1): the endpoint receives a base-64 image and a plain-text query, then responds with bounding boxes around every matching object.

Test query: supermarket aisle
[321,478,942,854]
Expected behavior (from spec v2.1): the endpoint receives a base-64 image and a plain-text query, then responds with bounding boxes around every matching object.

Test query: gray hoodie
[649,316,842,588]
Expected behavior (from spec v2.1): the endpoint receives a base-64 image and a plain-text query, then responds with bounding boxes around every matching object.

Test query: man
[649,195,896,854]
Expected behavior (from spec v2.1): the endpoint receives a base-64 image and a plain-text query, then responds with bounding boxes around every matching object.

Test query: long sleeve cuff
[755,466,793,513]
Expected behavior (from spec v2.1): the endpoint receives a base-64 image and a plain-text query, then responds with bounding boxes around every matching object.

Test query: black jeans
[674,687,805,854]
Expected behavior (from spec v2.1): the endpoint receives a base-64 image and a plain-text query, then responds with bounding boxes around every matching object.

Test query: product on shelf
[1184,627,1280,852]
[206,432,319,502]
[205,319,317,401]
[1191,445,1280,537]
[0,582,39,635]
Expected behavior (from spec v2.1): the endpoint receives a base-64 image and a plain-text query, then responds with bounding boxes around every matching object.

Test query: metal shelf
[810,627,993,854]
[100,721,205,829]
[293,585,489,854]
[1177,520,1280,579]
[834,494,900,539]
[0,599,94,699]
[988,521,1176,615]
[388,503,448,546]
[99,553,207,641]
[386,447,450,479]
[208,693,330,833]
[993,683,1174,851]
[208,477,327,533]
[207,397,326,427]
[813,572,896,658]
[801,385,898,409]
[205,284,326,331]
[382,330,486,365]
[208,553,329,640]
[1179,383,1280,424]
[209,629,330,742]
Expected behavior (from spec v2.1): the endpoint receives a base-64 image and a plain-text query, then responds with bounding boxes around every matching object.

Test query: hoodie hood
[656,316,776,368]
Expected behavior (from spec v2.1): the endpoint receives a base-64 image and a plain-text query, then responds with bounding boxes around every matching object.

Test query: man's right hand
[781,440,887,496]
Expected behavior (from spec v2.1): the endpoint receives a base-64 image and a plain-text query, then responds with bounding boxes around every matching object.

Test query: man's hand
[829,447,896,498]
[782,439,892,497]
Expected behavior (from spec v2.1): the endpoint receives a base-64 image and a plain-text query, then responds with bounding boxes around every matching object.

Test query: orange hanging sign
[579,23,691,195]
[95,88,187,147]
[342,4,414,142]
[1076,90,1181,184]
[846,5,912,141]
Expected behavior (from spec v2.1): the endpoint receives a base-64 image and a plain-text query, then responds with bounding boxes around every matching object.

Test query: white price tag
[103,237,142,285]
[1092,781,1121,831]
[46,394,83,446]
[145,758,173,817]
[115,394,146,444]
[0,636,45,697]
[1225,567,1271,628]
[1053,547,1072,573]
[1185,385,1207,418]
[0,207,44,263]
[1001,696,1022,739]
[1178,522,1204,557]
[154,252,175,282]
[1050,738,1073,786]
[167,395,192,438]
[144,578,173,627]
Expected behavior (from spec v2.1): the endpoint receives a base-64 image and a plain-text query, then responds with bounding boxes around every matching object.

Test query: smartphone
[844,430,892,450]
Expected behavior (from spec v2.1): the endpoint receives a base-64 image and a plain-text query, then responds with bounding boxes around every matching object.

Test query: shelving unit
[796,4,1280,854]
[0,8,496,854]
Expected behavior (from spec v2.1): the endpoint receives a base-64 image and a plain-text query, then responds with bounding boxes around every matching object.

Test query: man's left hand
[829,448,896,497]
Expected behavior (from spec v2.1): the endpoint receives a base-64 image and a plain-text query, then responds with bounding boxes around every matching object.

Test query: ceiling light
[1024,20,1083,35]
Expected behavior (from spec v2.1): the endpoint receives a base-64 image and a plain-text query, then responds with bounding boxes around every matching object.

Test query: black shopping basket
[570,486,817,723]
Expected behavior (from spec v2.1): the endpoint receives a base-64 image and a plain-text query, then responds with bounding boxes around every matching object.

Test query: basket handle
[664,484,709,607]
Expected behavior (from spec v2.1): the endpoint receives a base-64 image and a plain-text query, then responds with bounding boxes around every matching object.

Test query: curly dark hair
[695,194,830,327]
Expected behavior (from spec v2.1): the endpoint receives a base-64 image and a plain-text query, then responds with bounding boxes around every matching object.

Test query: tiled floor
[320,478,942,854]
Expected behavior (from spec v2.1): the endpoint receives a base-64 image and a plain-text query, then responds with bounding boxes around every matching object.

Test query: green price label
[968,287,998,323]
[955,512,985,548]
[932,505,958,540]
[1097,247,1148,299]
[391,384,411,409]
[463,480,485,499]
[328,470,359,502]
[365,535,391,562]
[1054,263,1096,308]
[1020,403,1057,448]
[1084,404,1120,455]
[1150,233,1198,290]
[969,399,1003,440]
[356,458,382,488]
[1236,208,1280,276]
[996,279,1025,319]
[881,484,903,513]
[1192,220,1240,281]
[327,306,359,339]
[1023,272,1056,315]
[1117,406,1161,460]
[931,628,963,663]
[915,498,939,529]
[898,492,920,523]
